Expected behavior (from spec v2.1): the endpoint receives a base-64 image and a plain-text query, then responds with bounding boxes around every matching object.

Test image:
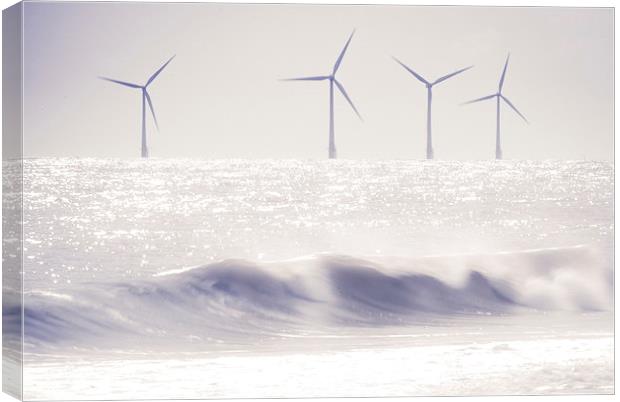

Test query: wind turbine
[392,57,472,159]
[282,30,362,159]
[462,54,528,160]
[99,55,175,158]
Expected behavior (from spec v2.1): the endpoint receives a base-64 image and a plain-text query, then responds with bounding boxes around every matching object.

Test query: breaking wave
[7,245,612,353]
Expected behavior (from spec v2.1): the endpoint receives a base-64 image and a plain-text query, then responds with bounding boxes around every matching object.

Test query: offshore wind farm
[10,3,614,400]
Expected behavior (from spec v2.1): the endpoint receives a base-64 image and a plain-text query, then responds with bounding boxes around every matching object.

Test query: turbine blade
[433,65,474,85]
[334,79,362,121]
[392,57,428,85]
[462,94,497,105]
[146,55,176,86]
[99,76,141,88]
[501,95,528,123]
[144,91,159,130]
[333,30,355,75]
[498,53,510,92]
[280,75,330,81]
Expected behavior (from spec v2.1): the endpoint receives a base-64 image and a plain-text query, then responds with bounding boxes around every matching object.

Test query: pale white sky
[23,2,613,160]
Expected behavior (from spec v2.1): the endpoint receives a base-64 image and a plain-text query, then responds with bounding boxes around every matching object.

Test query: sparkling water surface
[19,158,613,290]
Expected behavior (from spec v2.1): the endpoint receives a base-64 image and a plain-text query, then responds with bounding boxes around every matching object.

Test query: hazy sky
[23,3,613,160]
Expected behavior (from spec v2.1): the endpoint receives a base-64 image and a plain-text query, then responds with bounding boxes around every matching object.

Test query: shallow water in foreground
[23,312,613,399]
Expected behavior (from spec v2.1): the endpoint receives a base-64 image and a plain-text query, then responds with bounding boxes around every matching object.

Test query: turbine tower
[283,30,362,159]
[463,54,528,160]
[392,57,472,159]
[99,55,175,158]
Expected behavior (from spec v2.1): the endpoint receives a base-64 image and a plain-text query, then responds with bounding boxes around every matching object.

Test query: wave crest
[11,245,612,352]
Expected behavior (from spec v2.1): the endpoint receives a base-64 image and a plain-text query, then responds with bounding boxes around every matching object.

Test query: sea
[2,158,614,399]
